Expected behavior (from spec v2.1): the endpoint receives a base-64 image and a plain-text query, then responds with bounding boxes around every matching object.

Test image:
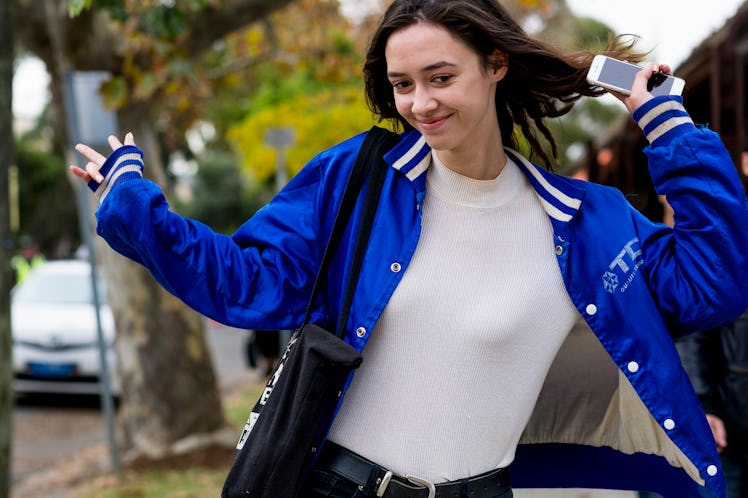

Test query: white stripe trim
[392,135,427,171]
[108,152,143,176]
[97,164,143,202]
[406,152,432,181]
[539,197,573,222]
[637,101,686,130]
[95,152,143,200]
[646,116,694,144]
[536,199,571,222]
[509,149,582,210]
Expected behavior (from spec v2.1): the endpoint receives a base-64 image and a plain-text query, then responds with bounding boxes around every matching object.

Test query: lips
[417,115,449,131]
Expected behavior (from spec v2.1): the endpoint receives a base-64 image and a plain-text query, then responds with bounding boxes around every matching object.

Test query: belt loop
[459,478,469,498]
[364,463,383,495]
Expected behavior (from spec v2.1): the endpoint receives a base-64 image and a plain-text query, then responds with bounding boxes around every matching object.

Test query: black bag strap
[301,126,399,336]
[335,131,394,338]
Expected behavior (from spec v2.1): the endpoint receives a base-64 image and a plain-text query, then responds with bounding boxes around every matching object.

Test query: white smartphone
[586,55,685,96]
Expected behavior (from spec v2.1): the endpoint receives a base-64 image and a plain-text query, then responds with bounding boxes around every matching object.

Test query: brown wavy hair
[363,0,646,167]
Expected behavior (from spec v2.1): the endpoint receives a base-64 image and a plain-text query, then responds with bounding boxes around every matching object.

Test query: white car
[11,259,119,396]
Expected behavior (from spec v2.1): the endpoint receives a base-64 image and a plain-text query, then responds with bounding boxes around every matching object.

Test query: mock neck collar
[427,150,523,209]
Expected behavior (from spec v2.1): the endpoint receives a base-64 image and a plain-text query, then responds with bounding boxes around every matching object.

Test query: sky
[12,0,747,120]
[566,0,745,67]
[13,56,49,120]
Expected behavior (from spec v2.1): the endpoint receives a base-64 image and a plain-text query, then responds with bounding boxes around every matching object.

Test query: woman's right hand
[69,132,137,185]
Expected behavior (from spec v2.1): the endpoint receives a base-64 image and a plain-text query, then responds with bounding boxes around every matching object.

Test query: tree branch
[182,0,296,56]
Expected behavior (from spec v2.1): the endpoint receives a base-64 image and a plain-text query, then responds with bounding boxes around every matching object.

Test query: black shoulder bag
[221,126,399,498]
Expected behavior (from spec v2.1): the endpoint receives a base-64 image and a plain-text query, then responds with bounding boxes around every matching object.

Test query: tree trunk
[0,0,14,495]
[99,246,230,458]
[13,0,236,461]
[12,0,297,462]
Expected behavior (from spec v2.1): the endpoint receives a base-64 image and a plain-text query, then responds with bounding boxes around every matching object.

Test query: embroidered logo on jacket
[603,237,643,294]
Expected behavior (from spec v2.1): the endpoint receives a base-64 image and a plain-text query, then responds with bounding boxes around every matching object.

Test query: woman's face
[385,22,507,165]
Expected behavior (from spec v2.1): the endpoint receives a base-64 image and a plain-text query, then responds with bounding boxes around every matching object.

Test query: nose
[411,85,437,115]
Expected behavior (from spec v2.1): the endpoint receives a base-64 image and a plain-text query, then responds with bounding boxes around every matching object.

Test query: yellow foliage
[244,28,264,50]
[227,86,383,181]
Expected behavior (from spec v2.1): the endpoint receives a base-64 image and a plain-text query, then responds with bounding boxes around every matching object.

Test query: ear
[489,50,509,82]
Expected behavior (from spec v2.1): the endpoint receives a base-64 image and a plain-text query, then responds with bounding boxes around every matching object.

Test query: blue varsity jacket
[92,96,748,497]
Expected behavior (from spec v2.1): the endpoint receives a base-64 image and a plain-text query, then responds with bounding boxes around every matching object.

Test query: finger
[108,135,123,150]
[707,414,728,450]
[124,132,135,146]
[634,63,658,90]
[85,161,105,183]
[658,64,672,75]
[714,424,727,449]
[69,165,92,182]
[621,63,658,113]
[75,143,107,166]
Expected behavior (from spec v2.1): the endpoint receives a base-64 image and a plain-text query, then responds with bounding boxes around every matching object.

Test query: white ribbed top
[327,152,577,482]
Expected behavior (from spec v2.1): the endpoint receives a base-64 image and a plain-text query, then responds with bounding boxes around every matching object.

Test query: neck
[434,141,507,181]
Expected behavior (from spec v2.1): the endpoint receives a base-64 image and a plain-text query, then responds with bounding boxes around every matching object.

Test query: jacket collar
[384,130,586,226]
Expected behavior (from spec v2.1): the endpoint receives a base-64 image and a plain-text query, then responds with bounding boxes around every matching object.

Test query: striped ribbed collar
[383,129,586,225]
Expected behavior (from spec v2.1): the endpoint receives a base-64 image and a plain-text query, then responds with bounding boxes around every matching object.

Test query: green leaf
[141,5,187,40]
[68,0,93,17]
[99,76,129,110]
[134,71,160,100]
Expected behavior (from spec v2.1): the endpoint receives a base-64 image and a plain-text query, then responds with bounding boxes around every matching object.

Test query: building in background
[579,0,748,222]
[677,0,748,191]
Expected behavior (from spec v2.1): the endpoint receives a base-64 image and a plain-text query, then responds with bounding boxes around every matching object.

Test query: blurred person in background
[245,329,281,377]
[10,237,46,284]
[674,312,748,498]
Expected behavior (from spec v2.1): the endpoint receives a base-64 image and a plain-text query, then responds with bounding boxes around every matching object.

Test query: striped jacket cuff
[632,95,695,146]
[88,145,144,203]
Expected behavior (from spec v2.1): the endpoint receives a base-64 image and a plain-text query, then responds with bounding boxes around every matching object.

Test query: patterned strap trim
[88,145,144,202]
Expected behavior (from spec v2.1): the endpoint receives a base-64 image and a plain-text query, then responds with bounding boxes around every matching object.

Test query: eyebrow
[387,61,458,78]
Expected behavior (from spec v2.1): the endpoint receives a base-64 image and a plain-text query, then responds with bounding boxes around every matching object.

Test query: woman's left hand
[611,63,673,114]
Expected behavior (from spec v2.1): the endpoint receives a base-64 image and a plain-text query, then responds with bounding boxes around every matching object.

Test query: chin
[419,134,455,154]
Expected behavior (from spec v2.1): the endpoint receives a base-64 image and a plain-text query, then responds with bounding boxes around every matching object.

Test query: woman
[71,1,748,497]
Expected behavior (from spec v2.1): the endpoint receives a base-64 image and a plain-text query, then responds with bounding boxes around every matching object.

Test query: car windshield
[13,266,107,305]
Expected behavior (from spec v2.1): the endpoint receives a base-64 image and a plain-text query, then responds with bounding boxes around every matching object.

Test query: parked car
[11,259,119,396]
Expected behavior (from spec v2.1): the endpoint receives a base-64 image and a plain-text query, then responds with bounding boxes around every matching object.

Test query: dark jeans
[299,468,514,498]
[300,469,365,498]
[721,450,747,498]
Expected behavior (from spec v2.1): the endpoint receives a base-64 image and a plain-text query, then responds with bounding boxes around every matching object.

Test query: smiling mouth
[417,115,449,130]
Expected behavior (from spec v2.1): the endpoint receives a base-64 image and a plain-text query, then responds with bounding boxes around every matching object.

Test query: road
[11,321,257,495]
[11,322,637,498]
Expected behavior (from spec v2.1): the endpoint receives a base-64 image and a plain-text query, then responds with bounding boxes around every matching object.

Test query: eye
[432,74,452,84]
[391,80,412,92]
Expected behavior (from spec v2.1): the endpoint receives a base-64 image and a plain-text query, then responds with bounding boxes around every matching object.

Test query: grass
[70,382,266,498]
[224,383,265,428]
[73,469,228,498]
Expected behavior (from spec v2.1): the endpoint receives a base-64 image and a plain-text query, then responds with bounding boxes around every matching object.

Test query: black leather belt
[315,441,510,498]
